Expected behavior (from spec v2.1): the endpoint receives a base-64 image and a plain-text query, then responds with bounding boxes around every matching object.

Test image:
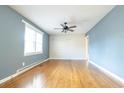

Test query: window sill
[24,52,43,56]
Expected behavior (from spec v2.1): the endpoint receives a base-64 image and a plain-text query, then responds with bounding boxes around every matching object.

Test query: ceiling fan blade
[69,25,77,28]
[60,24,65,28]
[54,28,63,30]
[69,29,74,32]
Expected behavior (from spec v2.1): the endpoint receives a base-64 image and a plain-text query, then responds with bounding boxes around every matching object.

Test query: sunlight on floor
[25,74,44,88]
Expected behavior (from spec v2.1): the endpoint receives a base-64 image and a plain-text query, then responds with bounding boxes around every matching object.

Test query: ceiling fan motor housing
[64,26,69,30]
[64,22,69,30]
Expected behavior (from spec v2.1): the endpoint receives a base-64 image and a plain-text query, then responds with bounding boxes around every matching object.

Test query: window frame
[22,20,44,56]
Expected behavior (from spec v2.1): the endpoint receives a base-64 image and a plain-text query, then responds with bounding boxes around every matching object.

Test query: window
[23,20,43,56]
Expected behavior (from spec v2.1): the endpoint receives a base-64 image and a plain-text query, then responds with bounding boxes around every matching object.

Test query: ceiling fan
[54,22,77,33]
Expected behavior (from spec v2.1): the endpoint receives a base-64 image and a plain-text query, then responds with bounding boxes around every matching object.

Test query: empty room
[0,5,124,88]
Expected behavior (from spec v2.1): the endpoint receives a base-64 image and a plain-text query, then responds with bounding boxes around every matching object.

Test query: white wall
[49,34,86,59]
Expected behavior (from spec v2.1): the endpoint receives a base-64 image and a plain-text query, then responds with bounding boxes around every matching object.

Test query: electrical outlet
[22,62,25,66]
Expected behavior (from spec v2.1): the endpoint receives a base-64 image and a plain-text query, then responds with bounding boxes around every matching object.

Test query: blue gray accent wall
[87,6,124,79]
[0,6,49,80]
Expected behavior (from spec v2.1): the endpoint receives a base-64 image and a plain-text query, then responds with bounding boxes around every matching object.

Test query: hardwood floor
[0,60,124,88]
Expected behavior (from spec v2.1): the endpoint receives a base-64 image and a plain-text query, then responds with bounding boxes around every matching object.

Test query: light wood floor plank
[0,60,123,88]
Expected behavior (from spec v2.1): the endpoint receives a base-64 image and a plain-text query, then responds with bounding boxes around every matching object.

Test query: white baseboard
[89,60,124,85]
[49,58,87,60]
[0,58,49,84]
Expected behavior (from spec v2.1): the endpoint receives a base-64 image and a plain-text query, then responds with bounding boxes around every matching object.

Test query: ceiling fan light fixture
[54,22,77,33]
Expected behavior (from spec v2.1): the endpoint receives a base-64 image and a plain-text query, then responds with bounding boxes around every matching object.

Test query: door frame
[84,35,89,61]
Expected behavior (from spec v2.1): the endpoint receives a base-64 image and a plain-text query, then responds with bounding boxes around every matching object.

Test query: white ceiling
[10,5,115,35]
